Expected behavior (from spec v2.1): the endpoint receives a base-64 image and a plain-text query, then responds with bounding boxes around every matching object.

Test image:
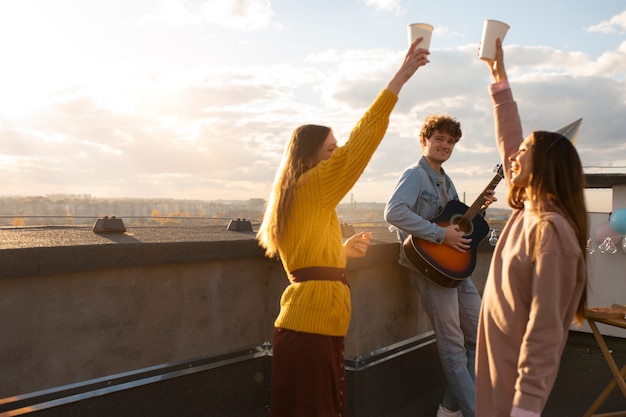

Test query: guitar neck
[461,169,504,223]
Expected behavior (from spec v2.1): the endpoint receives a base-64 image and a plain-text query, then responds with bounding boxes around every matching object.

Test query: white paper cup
[407,23,434,50]
[478,19,510,61]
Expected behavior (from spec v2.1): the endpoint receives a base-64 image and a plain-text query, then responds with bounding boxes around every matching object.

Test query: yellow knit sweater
[275,89,398,336]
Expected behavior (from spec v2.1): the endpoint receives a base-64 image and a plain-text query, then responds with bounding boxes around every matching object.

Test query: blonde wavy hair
[257,124,331,257]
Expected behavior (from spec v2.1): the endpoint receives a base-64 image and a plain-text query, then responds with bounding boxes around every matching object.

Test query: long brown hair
[507,131,588,323]
[257,124,331,257]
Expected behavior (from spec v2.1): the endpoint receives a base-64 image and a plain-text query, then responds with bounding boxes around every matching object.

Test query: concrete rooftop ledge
[0,224,260,249]
[0,225,265,278]
[0,223,407,278]
[585,173,626,188]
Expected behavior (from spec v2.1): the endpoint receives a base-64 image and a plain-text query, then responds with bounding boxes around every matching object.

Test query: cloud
[0,5,624,206]
[5,41,626,200]
[363,0,404,15]
[145,0,275,30]
[587,10,626,34]
[294,42,626,203]
[434,26,466,39]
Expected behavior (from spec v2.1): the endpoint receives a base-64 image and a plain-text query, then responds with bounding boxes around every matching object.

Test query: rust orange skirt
[270,328,346,417]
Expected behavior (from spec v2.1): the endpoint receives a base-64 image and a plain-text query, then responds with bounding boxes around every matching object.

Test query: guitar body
[403,200,490,288]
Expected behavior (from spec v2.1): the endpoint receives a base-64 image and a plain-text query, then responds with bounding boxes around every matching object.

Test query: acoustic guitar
[403,164,504,288]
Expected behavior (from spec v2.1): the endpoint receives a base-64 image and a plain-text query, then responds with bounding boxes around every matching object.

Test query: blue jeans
[412,273,481,417]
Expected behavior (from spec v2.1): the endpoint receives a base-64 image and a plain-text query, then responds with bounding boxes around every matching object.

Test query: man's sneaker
[436,404,463,417]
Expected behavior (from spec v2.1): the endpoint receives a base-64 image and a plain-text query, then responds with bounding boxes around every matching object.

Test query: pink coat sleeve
[490,86,524,187]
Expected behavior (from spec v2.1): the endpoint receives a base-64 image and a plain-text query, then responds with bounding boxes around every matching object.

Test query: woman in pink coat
[475,39,589,417]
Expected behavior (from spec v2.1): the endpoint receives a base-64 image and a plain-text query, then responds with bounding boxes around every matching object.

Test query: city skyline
[0,1,624,213]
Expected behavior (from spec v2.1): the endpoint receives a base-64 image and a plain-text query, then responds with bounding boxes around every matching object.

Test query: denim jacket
[384,157,459,271]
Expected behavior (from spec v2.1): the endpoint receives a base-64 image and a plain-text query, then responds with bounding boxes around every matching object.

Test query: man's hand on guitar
[480,190,498,212]
[443,224,471,253]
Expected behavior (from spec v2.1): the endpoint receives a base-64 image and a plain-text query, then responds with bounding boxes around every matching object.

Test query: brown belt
[290,267,349,285]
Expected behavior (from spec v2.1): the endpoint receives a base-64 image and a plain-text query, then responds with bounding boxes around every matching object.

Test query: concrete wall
[2,222,624,400]
[0,254,282,397]
[344,244,432,357]
[1,238,489,398]
[613,185,626,211]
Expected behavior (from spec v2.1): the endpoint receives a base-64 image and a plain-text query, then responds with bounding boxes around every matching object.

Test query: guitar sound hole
[451,214,473,236]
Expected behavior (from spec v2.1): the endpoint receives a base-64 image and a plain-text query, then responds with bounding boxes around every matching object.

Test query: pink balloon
[593,220,623,244]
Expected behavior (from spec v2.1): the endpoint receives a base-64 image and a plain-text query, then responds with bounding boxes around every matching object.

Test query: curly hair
[420,114,462,142]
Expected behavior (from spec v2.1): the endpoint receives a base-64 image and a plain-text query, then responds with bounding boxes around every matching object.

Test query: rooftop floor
[544,330,625,417]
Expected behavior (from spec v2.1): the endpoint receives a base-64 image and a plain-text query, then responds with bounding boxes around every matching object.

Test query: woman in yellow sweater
[257,37,430,417]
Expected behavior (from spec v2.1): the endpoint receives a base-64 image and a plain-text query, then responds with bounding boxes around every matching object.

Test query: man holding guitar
[384,114,497,417]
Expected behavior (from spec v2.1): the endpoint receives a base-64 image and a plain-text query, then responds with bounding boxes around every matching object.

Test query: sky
[0,0,624,212]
